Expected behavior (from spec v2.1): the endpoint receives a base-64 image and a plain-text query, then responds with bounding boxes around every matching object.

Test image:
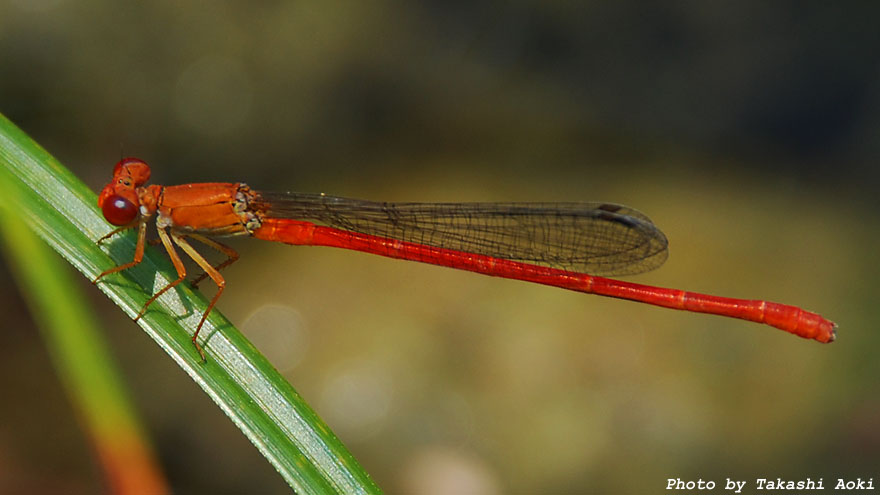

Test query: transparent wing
[254,192,668,276]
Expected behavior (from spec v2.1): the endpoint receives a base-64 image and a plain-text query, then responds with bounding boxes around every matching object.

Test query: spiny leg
[186,234,240,288]
[135,225,188,322]
[170,233,227,362]
[92,220,148,284]
[97,222,136,244]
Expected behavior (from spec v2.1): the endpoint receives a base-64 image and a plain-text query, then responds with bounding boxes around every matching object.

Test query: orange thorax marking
[158,183,249,235]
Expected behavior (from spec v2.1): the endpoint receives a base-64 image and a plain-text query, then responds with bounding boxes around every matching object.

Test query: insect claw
[193,337,207,362]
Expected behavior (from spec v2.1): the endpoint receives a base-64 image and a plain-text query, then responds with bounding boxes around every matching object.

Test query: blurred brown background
[1,1,878,493]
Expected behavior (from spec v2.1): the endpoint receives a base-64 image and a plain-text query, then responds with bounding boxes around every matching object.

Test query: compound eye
[101,194,138,226]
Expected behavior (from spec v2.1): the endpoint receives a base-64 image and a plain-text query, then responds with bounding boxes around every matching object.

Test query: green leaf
[0,173,169,492]
[0,113,380,494]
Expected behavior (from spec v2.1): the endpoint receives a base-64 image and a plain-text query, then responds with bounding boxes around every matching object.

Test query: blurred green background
[1,1,878,493]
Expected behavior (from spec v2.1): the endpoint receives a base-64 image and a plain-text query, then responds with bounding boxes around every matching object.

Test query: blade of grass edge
[0,179,169,494]
[0,113,380,495]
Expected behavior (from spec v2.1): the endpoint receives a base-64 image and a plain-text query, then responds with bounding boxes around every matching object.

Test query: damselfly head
[98,157,150,225]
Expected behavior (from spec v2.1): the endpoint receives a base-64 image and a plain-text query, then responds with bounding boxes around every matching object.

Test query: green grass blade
[0,178,169,493]
[0,113,380,494]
